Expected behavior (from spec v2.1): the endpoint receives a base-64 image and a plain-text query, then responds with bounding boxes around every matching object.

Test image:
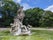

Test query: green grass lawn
[0,30,53,40]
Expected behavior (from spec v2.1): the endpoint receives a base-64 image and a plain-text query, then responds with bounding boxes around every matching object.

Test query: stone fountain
[10,7,31,35]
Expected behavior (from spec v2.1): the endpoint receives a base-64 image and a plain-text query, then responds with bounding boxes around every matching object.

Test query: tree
[23,8,44,27]
[0,0,20,27]
[23,8,53,27]
[40,11,53,27]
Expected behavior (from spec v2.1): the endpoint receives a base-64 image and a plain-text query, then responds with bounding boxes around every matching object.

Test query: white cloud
[13,0,34,10]
[13,0,21,3]
[21,3,33,10]
[44,5,53,12]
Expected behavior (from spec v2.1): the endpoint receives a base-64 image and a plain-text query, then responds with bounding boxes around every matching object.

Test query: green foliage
[0,0,20,27]
[23,8,53,27]
[23,8,44,27]
[40,11,53,27]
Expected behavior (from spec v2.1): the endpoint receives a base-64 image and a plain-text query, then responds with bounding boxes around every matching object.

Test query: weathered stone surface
[10,7,31,35]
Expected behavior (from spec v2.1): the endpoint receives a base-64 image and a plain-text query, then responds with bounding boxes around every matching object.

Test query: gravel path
[0,28,11,31]
[31,28,53,31]
[0,28,53,31]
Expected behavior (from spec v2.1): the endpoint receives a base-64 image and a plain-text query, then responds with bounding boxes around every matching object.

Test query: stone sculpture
[10,7,31,35]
